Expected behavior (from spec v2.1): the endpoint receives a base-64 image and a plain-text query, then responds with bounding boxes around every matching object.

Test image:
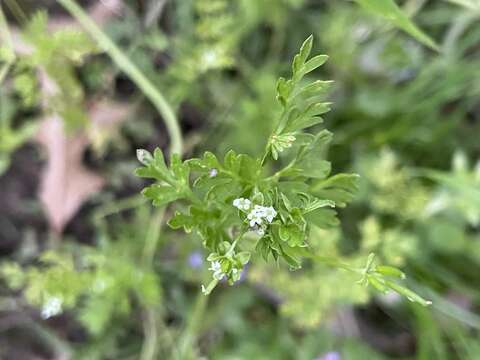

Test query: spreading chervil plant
[136,36,431,305]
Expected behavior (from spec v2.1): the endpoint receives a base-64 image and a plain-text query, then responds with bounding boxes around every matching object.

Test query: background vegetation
[1,0,480,359]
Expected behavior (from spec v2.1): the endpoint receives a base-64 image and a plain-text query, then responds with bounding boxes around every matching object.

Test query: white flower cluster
[208,260,226,281]
[247,205,277,226]
[233,197,251,211]
[233,198,277,236]
[41,296,63,319]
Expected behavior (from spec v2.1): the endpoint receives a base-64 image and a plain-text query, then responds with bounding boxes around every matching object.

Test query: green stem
[140,307,160,360]
[226,228,247,257]
[264,159,296,182]
[142,209,164,265]
[56,0,183,155]
[92,194,146,224]
[139,208,167,360]
[177,291,208,360]
[308,254,362,274]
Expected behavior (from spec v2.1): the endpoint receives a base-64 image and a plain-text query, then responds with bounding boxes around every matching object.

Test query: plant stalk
[56,0,183,155]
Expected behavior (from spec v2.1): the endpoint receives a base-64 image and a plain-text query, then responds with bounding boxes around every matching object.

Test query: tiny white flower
[209,168,218,178]
[41,296,63,319]
[213,271,225,280]
[209,260,225,280]
[202,49,218,67]
[233,198,251,211]
[248,213,263,227]
[209,260,221,272]
[253,205,266,216]
[263,206,277,223]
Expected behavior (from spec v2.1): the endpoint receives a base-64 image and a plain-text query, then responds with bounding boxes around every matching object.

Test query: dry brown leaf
[36,100,130,233]
[36,115,104,234]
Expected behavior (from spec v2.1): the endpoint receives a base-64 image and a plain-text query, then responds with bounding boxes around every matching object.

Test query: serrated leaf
[303,198,335,213]
[186,151,220,171]
[168,211,195,232]
[224,149,241,173]
[311,173,360,207]
[280,243,307,268]
[284,102,329,132]
[135,148,171,182]
[238,154,262,180]
[304,208,339,229]
[299,129,332,157]
[170,153,190,185]
[279,224,304,247]
[142,184,183,207]
[295,80,333,100]
[291,158,331,179]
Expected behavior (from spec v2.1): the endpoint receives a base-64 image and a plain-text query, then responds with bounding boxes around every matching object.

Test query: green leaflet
[142,185,184,207]
[305,208,340,229]
[310,173,361,207]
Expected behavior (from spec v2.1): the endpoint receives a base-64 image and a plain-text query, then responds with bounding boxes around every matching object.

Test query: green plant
[136,36,431,305]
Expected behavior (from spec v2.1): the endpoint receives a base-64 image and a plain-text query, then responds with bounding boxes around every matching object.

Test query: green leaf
[291,156,331,179]
[310,173,360,207]
[375,265,406,279]
[279,224,300,245]
[295,80,334,100]
[256,237,271,261]
[301,54,329,76]
[168,211,195,232]
[134,148,171,182]
[280,243,308,268]
[238,154,262,180]
[286,102,331,132]
[186,151,220,171]
[303,198,335,213]
[304,208,339,229]
[383,279,432,306]
[236,251,251,265]
[367,275,389,294]
[276,77,293,106]
[170,153,190,185]
[354,0,439,51]
[292,35,313,75]
[224,149,241,174]
[142,185,183,207]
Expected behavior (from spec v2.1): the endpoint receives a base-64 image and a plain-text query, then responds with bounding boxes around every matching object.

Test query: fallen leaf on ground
[36,115,104,234]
